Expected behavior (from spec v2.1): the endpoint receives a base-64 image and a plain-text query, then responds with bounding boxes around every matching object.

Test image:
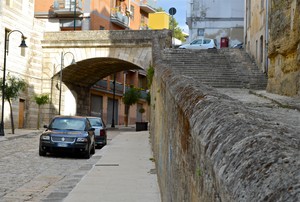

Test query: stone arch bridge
[41,30,171,116]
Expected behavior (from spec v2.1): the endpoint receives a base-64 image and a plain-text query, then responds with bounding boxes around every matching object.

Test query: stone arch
[41,29,171,118]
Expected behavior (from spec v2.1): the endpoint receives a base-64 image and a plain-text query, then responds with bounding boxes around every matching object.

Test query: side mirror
[43,125,48,128]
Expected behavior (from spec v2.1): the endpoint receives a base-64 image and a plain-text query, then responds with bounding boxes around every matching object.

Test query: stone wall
[150,62,299,201]
[268,0,300,96]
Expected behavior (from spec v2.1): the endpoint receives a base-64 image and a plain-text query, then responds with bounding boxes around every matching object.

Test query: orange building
[34,0,157,126]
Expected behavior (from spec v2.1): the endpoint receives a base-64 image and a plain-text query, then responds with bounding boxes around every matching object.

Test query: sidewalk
[0,128,42,141]
[64,130,161,202]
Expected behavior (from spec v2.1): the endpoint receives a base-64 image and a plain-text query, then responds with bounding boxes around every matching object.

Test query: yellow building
[148,12,169,29]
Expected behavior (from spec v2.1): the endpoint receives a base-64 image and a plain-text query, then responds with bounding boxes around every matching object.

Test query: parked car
[232,42,243,49]
[87,116,107,148]
[178,38,217,49]
[39,116,96,159]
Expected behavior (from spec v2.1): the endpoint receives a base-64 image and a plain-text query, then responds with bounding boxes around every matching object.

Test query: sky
[156,0,189,33]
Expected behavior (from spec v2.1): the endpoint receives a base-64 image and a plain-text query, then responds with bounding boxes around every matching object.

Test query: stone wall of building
[268,0,300,96]
[150,59,299,201]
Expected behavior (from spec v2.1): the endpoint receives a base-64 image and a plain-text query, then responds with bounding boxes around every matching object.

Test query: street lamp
[59,52,76,115]
[111,73,116,128]
[0,30,27,136]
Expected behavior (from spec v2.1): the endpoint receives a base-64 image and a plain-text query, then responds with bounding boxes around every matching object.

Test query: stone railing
[150,61,299,201]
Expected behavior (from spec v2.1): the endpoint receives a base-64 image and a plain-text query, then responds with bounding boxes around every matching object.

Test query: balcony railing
[93,80,149,100]
[140,0,157,13]
[110,6,129,28]
[53,0,83,16]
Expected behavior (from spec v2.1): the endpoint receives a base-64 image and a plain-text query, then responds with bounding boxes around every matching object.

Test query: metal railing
[110,6,129,27]
[53,0,82,12]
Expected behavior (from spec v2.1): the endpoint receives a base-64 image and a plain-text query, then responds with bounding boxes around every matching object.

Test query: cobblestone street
[0,130,120,202]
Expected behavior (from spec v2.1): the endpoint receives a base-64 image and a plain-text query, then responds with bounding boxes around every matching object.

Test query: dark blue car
[39,116,96,159]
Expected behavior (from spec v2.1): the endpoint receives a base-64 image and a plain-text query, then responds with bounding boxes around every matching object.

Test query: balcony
[110,7,129,28]
[140,0,157,13]
[92,80,149,100]
[53,0,83,17]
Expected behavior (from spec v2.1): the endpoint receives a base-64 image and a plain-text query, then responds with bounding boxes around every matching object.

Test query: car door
[189,39,203,49]
[201,39,213,49]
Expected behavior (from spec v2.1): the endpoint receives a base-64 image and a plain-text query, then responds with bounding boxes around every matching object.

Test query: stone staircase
[161,48,268,89]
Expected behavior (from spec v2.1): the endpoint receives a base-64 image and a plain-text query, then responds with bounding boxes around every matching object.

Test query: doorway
[18,99,25,128]
[107,98,118,125]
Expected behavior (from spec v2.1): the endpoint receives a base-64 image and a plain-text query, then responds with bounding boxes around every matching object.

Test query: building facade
[0,0,157,132]
[245,0,299,96]
[186,0,244,48]
[267,0,300,96]
[33,0,157,126]
[244,0,268,73]
[0,0,47,130]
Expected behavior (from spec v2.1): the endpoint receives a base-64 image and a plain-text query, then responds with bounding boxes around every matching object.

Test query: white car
[179,38,217,50]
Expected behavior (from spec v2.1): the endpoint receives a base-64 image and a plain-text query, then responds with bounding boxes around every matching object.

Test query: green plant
[34,94,49,129]
[139,107,145,122]
[123,86,141,126]
[0,75,27,134]
[149,157,155,162]
[147,65,154,88]
[196,167,202,177]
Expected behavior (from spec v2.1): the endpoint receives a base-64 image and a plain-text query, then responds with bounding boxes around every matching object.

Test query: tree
[34,94,49,129]
[156,7,186,42]
[138,107,145,122]
[169,17,186,42]
[0,75,27,134]
[122,86,141,126]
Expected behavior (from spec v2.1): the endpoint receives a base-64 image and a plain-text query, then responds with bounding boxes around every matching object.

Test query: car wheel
[39,148,46,156]
[91,143,95,154]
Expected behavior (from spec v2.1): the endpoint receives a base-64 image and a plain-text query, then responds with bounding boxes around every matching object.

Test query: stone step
[162,48,268,90]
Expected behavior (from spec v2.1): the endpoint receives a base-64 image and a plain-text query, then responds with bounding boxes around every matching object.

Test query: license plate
[57,143,68,147]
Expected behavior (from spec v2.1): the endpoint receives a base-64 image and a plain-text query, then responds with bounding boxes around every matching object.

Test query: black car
[39,116,96,159]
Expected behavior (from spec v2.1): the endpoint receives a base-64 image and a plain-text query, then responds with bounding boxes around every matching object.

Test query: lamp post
[111,73,116,128]
[0,30,27,136]
[59,52,76,115]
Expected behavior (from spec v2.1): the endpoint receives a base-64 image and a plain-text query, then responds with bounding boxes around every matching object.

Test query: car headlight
[77,137,88,142]
[41,135,50,141]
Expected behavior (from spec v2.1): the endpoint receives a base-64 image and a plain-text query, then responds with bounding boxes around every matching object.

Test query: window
[197,28,204,36]
[191,39,202,45]
[260,35,264,64]
[100,26,105,30]
[203,39,211,44]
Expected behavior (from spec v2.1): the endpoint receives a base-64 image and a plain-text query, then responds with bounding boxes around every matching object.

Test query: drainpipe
[74,0,76,30]
[128,0,130,28]
[265,0,269,75]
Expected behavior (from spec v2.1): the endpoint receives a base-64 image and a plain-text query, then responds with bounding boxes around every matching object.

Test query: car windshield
[49,118,86,131]
[88,118,103,127]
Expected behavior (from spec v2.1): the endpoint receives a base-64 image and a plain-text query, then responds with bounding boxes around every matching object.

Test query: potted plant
[136,107,148,131]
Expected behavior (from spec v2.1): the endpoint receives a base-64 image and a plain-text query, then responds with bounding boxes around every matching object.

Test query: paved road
[0,128,124,202]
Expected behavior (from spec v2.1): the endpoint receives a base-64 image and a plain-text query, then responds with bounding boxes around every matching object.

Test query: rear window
[88,118,103,127]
